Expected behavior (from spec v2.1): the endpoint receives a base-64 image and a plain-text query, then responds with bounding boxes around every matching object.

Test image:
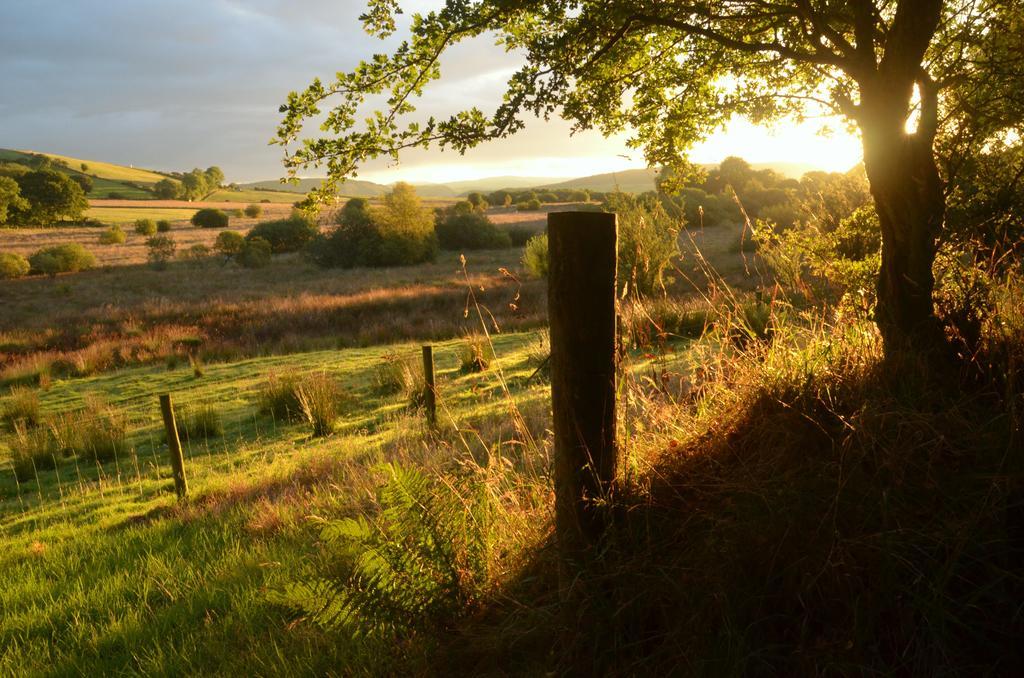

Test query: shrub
[435,210,512,250]
[374,352,424,404]
[295,372,345,437]
[522,233,548,278]
[180,243,211,265]
[308,186,436,268]
[259,372,346,435]
[373,183,438,266]
[608,192,683,297]
[258,373,304,422]
[214,230,245,258]
[174,403,223,441]
[134,218,157,236]
[307,198,378,268]
[191,208,229,229]
[2,386,41,431]
[237,237,272,268]
[526,198,542,210]
[29,244,96,276]
[146,235,176,269]
[247,213,319,253]
[48,396,128,464]
[459,334,493,373]
[9,423,59,481]
[244,204,262,218]
[156,219,172,233]
[0,252,31,279]
[505,226,535,246]
[98,225,126,245]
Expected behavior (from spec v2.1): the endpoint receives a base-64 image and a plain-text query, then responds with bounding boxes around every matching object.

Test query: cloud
[0,1,859,183]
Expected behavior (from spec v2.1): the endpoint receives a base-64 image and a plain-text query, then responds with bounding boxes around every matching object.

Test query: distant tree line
[0,162,88,227]
[155,167,224,201]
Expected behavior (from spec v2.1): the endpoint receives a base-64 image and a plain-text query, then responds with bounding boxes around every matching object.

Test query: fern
[284,464,492,639]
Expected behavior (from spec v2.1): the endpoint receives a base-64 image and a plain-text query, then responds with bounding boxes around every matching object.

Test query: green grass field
[85,207,199,224]
[207,189,303,204]
[0,327,690,674]
[0,332,541,674]
[1,148,172,200]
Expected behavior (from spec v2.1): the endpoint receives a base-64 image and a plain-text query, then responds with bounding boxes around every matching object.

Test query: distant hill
[0,148,173,199]
[445,176,564,194]
[539,168,661,194]
[241,177,460,199]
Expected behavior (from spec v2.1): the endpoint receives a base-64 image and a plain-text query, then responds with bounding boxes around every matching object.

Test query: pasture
[0,329,567,675]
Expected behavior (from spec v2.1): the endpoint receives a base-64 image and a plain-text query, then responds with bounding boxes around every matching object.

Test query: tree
[154,178,181,200]
[70,174,93,195]
[204,166,225,190]
[0,177,29,225]
[145,235,177,270]
[277,0,1018,358]
[14,169,88,225]
[181,170,209,201]
[466,191,488,211]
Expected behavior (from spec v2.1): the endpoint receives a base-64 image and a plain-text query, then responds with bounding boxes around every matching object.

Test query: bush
[179,243,211,265]
[146,235,176,269]
[0,252,31,279]
[522,233,548,278]
[9,423,60,481]
[307,198,378,268]
[295,372,346,437]
[134,218,157,236]
[607,192,683,297]
[374,352,424,405]
[247,213,319,253]
[191,208,229,229]
[526,198,542,210]
[2,386,41,431]
[505,226,535,246]
[244,204,262,218]
[308,186,437,268]
[259,372,346,435]
[29,244,96,276]
[237,237,272,268]
[214,230,245,258]
[459,334,493,373]
[156,219,172,233]
[435,210,512,250]
[98,225,126,245]
[173,403,223,441]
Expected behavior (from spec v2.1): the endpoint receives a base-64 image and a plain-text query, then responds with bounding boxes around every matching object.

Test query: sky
[0,0,864,185]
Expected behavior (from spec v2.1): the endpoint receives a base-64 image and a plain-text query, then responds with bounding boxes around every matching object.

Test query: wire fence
[0,362,385,524]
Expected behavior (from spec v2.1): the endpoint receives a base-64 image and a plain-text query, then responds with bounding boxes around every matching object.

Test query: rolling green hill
[0,148,171,199]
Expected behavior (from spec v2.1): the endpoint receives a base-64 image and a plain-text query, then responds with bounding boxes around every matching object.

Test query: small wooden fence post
[159,394,189,499]
[422,345,437,426]
[548,211,618,567]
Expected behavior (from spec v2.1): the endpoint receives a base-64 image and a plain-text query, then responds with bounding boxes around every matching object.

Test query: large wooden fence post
[159,394,189,499]
[422,345,437,426]
[548,211,618,569]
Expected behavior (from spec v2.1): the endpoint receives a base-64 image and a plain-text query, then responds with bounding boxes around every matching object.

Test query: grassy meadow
[3,188,1019,675]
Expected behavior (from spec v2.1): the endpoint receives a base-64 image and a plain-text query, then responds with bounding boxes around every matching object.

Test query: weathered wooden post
[159,394,189,499]
[548,211,618,568]
[422,345,437,426]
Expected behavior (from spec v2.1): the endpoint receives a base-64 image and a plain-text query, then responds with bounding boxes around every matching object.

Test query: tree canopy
[278,0,1022,355]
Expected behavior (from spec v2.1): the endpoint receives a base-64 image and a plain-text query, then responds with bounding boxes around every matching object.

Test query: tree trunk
[859,84,947,358]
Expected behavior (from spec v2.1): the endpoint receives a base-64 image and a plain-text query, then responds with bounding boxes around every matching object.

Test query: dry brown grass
[1,204,295,267]
[0,249,544,384]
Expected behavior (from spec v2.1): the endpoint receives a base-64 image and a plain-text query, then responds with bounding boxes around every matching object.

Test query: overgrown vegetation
[307,184,437,268]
